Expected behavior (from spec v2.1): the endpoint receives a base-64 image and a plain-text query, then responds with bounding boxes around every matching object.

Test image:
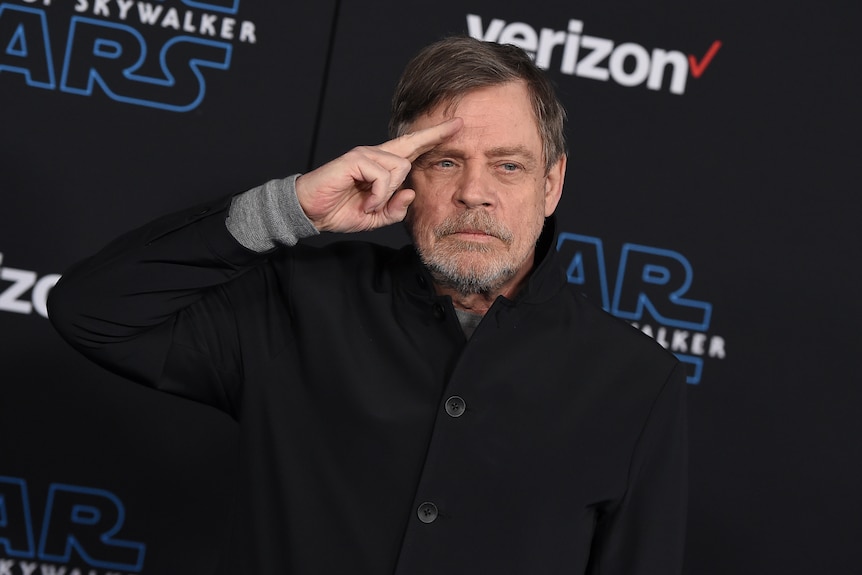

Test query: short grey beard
[423,246,519,296]
[412,211,518,296]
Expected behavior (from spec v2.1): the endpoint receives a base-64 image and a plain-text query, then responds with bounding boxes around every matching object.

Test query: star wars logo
[467,13,721,95]
[0,0,257,111]
[556,233,726,384]
[0,476,145,574]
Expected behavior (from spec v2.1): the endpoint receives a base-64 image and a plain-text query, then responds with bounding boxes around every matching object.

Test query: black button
[417,502,438,524]
[432,303,445,320]
[445,396,466,418]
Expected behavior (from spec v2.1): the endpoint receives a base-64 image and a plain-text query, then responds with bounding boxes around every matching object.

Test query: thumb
[381,188,416,224]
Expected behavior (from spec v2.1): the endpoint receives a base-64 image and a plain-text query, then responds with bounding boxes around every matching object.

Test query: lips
[452,228,493,237]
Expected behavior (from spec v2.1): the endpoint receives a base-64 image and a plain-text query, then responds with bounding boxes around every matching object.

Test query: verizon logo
[467,14,721,95]
[0,252,59,318]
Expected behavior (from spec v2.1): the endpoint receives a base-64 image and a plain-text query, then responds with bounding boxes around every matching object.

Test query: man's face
[404,81,565,297]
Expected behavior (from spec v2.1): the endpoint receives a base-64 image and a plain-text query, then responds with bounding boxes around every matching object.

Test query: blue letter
[556,232,611,310]
[61,17,231,112]
[0,476,36,558]
[0,5,55,88]
[181,0,240,14]
[38,484,145,572]
[612,243,711,331]
[675,354,703,385]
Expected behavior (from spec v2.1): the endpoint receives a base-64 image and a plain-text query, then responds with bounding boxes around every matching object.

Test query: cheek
[412,176,447,205]
[406,200,439,244]
[410,188,448,225]
[511,185,547,219]
[514,190,548,241]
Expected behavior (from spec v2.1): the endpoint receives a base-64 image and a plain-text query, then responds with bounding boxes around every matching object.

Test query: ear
[543,154,567,217]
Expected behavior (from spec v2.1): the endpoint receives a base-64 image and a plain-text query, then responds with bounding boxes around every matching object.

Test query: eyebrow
[485,146,537,161]
[420,145,538,163]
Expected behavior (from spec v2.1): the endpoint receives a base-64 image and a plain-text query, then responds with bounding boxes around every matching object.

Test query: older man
[49,37,687,574]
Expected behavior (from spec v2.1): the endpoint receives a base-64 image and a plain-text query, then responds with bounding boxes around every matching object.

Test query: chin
[431,267,515,296]
[424,251,518,295]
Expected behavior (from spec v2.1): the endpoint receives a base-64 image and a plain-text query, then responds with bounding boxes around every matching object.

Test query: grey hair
[389,36,567,173]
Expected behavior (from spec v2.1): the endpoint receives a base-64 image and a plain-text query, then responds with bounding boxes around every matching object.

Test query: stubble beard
[408,210,529,297]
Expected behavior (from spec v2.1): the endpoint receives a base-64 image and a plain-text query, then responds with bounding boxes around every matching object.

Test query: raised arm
[295,117,462,233]
[47,119,462,414]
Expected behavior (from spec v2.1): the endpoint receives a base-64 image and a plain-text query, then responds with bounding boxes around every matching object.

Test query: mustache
[433,211,514,245]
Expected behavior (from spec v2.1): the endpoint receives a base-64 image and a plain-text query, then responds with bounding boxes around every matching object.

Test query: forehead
[411,81,543,154]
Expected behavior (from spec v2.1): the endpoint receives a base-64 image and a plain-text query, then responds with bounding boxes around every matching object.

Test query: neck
[433,260,533,316]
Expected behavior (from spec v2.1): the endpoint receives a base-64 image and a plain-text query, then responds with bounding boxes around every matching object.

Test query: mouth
[432,213,514,246]
[448,229,498,241]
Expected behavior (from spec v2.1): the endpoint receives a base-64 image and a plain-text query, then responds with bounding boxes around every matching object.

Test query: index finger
[379,117,463,162]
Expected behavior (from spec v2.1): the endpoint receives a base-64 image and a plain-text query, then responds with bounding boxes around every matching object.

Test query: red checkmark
[689,40,722,78]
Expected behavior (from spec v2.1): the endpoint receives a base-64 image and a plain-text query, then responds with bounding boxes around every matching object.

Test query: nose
[453,163,495,209]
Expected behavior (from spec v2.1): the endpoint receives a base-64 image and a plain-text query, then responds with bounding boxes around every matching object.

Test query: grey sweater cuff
[226,174,320,252]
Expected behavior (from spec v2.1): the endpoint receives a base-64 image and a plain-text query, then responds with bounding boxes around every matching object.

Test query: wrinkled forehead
[412,83,544,153]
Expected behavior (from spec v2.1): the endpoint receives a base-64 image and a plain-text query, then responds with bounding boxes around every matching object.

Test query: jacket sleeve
[591,361,688,574]
[48,194,269,417]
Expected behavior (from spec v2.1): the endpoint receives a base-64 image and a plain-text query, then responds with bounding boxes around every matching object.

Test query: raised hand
[295,118,462,233]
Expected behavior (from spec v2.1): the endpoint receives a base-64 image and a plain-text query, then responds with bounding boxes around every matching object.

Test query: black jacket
[49,195,687,574]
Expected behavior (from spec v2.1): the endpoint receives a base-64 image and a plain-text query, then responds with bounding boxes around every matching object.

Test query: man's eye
[500,162,520,172]
[438,160,456,168]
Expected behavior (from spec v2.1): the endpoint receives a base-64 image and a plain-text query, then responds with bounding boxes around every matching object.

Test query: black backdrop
[2,1,860,573]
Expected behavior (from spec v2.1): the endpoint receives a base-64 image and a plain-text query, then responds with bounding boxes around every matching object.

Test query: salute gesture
[295,118,463,234]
